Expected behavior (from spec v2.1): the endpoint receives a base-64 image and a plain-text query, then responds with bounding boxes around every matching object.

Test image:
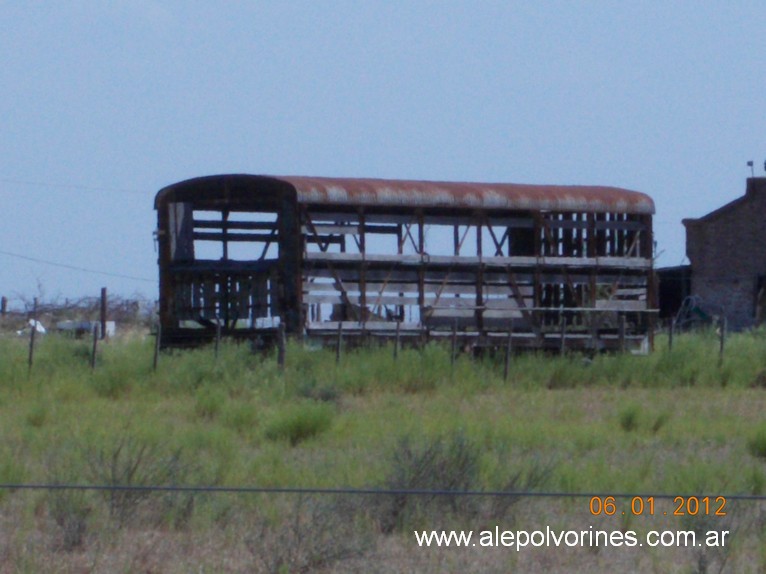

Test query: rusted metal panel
[156,174,654,215]
[281,176,654,214]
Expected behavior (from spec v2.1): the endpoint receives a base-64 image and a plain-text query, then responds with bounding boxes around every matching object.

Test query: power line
[0,249,157,284]
[0,483,763,501]
[0,177,145,195]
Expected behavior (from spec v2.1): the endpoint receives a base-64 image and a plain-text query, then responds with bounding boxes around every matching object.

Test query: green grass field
[1,329,765,572]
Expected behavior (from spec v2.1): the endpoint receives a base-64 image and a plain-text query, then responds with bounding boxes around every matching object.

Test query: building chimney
[746,177,766,197]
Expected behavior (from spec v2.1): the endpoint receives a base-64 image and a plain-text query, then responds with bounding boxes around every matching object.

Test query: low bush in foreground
[263,402,334,446]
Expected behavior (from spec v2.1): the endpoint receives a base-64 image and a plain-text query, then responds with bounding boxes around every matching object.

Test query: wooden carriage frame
[155,174,657,351]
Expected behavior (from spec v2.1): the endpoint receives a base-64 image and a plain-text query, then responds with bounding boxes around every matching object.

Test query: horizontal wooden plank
[307,321,422,332]
[194,220,277,231]
[303,295,532,307]
[305,235,344,245]
[303,281,532,296]
[304,252,652,270]
[595,299,647,311]
[302,224,360,235]
[169,259,278,273]
[193,232,276,242]
[303,268,649,285]
[614,288,648,297]
[594,220,645,231]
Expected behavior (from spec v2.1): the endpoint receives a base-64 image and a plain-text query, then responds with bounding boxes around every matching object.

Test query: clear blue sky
[1,1,764,305]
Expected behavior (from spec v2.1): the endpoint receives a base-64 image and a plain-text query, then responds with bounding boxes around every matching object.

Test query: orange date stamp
[589,496,727,517]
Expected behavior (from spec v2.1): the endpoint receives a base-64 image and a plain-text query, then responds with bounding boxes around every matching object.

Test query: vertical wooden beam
[359,210,367,331]
[417,212,424,255]
[475,215,484,336]
[476,218,483,258]
[417,212,425,337]
[453,225,460,256]
[1,296,6,316]
[397,224,404,321]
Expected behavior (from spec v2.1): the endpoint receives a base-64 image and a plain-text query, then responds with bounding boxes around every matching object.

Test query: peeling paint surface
[280,175,654,214]
[156,174,655,215]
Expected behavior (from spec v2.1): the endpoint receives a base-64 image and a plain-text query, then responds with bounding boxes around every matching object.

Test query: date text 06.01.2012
[589,496,727,517]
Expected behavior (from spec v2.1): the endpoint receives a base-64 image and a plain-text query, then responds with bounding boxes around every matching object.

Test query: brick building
[682,177,766,330]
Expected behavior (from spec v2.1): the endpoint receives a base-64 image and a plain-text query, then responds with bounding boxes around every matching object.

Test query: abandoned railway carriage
[155,174,657,350]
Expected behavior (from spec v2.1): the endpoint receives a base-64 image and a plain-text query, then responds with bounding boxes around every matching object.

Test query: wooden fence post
[559,311,566,355]
[28,298,38,375]
[90,324,99,369]
[335,321,343,365]
[215,318,222,359]
[393,320,400,361]
[503,320,513,382]
[668,318,674,352]
[450,320,457,368]
[100,287,107,340]
[153,320,161,371]
[1,296,6,316]
[277,323,286,370]
[618,314,626,353]
[718,316,726,365]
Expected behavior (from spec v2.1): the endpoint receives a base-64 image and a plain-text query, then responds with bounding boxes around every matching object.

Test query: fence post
[28,298,38,375]
[718,316,726,365]
[503,320,513,382]
[559,311,566,355]
[668,318,674,352]
[277,322,286,370]
[153,320,161,371]
[450,320,457,368]
[335,321,343,365]
[589,313,598,353]
[618,314,626,353]
[90,324,99,369]
[1,296,6,316]
[393,320,400,361]
[100,287,107,340]
[215,318,222,359]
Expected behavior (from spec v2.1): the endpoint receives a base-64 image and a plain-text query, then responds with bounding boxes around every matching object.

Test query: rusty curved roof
[156,174,654,214]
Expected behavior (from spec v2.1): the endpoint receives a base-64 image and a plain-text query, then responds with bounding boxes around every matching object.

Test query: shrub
[747,425,766,460]
[489,456,556,520]
[84,434,196,527]
[194,386,226,420]
[48,490,91,551]
[26,404,48,428]
[618,403,642,432]
[378,431,480,533]
[650,411,670,434]
[222,402,259,434]
[296,377,340,403]
[264,402,334,446]
[246,495,371,573]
